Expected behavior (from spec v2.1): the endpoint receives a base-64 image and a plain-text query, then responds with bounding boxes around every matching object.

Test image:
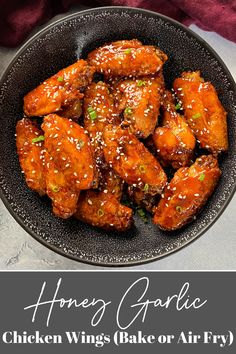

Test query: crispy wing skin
[88,39,167,77]
[16,118,46,195]
[153,155,221,230]
[75,169,132,231]
[24,60,95,116]
[83,81,120,185]
[112,73,164,138]
[42,114,95,218]
[173,71,228,154]
[153,90,196,168]
[103,125,167,195]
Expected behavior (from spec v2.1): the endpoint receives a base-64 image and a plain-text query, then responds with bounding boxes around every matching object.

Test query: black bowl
[0,7,236,266]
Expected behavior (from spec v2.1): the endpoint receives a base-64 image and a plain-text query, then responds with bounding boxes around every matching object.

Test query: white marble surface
[0,11,236,270]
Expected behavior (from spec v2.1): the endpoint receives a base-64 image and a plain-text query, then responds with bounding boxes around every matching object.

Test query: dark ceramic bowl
[0,7,236,266]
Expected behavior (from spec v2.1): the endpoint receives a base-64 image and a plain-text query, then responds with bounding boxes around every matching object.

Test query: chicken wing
[153,90,196,168]
[75,192,133,231]
[83,81,120,185]
[173,71,228,154]
[42,114,95,218]
[103,125,167,195]
[153,155,221,230]
[88,39,167,77]
[111,73,164,138]
[75,169,132,231]
[24,59,95,116]
[16,118,46,195]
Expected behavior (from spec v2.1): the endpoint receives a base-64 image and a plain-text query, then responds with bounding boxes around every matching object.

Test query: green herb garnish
[143,183,149,192]
[137,80,146,87]
[97,209,104,217]
[176,205,183,213]
[175,102,182,110]
[124,107,133,115]
[137,208,148,223]
[139,164,146,173]
[124,48,132,54]
[57,76,64,82]
[32,135,45,143]
[87,107,97,121]
[198,172,205,182]
[192,113,201,119]
[51,186,59,193]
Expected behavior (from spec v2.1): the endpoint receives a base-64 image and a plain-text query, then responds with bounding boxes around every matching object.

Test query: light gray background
[0,6,236,270]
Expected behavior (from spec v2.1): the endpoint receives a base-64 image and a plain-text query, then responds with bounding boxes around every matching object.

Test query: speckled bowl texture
[0,7,236,266]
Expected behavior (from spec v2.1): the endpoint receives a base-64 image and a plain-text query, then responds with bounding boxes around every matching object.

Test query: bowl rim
[0,6,236,267]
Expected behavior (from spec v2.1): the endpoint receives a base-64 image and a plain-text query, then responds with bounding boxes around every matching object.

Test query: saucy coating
[83,81,120,185]
[103,125,167,195]
[16,118,46,196]
[153,155,221,230]
[24,59,95,117]
[98,168,124,201]
[112,73,164,138]
[42,114,95,218]
[59,99,82,120]
[44,150,80,219]
[75,169,132,231]
[153,90,196,168]
[173,71,228,154]
[88,39,167,77]
[75,192,133,231]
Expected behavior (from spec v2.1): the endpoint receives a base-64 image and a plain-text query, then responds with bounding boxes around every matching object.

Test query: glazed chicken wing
[24,59,95,116]
[75,192,133,232]
[111,73,164,138]
[16,118,46,195]
[88,39,167,77]
[153,155,221,230]
[153,90,196,168]
[83,81,120,185]
[173,71,228,154]
[42,114,95,218]
[103,125,167,195]
[75,169,133,231]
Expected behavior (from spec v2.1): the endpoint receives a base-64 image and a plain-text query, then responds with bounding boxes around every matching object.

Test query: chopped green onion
[124,48,132,54]
[198,172,205,182]
[176,205,183,213]
[51,186,59,193]
[87,107,97,121]
[143,183,149,192]
[192,113,201,119]
[57,76,64,82]
[32,135,45,143]
[87,106,94,113]
[124,107,132,115]
[139,164,146,173]
[137,207,148,223]
[175,102,182,110]
[97,209,104,217]
[137,80,146,87]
